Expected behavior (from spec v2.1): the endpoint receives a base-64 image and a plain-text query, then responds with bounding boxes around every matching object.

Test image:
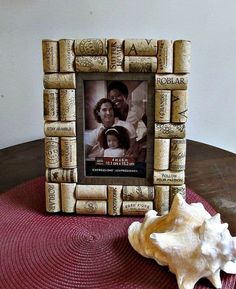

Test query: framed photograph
[77,73,154,186]
[42,38,190,215]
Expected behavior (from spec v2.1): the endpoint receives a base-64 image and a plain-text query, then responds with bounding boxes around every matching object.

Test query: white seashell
[128,194,236,289]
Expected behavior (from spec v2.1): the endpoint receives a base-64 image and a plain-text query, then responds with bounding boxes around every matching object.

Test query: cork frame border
[76,72,155,186]
[43,38,190,215]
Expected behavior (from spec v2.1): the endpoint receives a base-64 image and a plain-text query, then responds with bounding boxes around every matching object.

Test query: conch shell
[128,194,236,289]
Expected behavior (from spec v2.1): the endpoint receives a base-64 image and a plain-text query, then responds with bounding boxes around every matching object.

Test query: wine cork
[108,39,124,72]
[76,200,107,215]
[75,56,108,72]
[155,90,171,123]
[124,39,157,56]
[155,74,188,90]
[43,89,59,121]
[154,139,170,170]
[61,137,77,168]
[170,139,186,171]
[46,168,78,183]
[122,201,153,215]
[42,40,59,72]
[174,40,191,73]
[59,39,75,72]
[44,121,76,137]
[172,90,188,123]
[170,184,186,206]
[108,185,122,215]
[45,182,60,213]
[157,40,173,73]
[153,170,185,185]
[154,185,170,215]
[43,73,76,89]
[122,186,154,201]
[124,56,157,73]
[60,89,76,121]
[61,183,76,213]
[74,38,107,55]
[45,137,60,168]
[75,185,107,200]
[155,123,185,139]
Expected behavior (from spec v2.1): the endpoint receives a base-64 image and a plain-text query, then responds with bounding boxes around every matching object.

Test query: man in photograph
[85,98,136,160]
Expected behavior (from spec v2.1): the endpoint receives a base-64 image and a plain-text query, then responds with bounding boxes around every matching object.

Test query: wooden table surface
[0,139,235,234]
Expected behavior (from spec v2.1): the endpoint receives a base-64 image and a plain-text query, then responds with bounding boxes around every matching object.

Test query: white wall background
[0,0,236,153]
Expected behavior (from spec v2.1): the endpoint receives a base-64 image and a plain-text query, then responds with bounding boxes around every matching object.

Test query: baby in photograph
[99,126,130,157]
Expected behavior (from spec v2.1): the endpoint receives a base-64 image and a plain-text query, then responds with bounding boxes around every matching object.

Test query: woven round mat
[0,177,235,289]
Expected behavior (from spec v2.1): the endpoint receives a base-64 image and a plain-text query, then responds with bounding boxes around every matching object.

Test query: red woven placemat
[0,177,235,289]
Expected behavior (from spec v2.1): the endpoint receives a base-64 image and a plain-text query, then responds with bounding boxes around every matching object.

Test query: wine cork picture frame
[42,38,191,216]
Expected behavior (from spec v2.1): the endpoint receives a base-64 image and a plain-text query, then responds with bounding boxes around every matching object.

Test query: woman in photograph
[107,81,147,130]
[107,81,147,161]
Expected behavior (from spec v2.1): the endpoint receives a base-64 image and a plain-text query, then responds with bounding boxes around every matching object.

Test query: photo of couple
[84,80,148,177]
